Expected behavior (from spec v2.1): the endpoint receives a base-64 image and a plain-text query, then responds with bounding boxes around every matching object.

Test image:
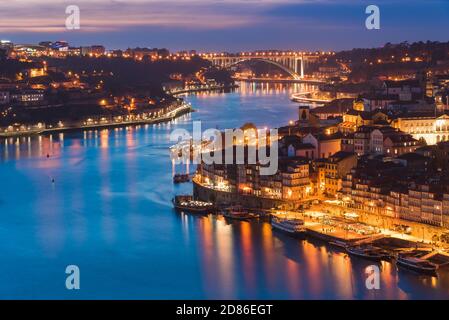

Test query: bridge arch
[220,58,302,80]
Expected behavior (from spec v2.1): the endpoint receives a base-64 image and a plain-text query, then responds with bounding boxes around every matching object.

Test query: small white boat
[271,216,305,236]
[172,195,215,214]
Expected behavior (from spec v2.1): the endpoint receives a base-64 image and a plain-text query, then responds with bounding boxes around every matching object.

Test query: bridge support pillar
[300,57,304,79]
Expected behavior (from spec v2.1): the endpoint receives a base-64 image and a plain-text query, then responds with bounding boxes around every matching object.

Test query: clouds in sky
[0,0,448,50]
[0,0,311,32]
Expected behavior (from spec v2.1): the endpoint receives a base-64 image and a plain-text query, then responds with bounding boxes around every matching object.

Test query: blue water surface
[0,82,448,299]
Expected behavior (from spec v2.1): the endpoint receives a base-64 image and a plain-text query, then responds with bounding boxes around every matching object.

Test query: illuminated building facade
[196,157,313,205]
[391,113,449,145]
[320,151,357,197]
[341,156,449,227]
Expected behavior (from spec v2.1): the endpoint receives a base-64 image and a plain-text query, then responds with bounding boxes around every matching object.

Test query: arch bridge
[204,52,321,80]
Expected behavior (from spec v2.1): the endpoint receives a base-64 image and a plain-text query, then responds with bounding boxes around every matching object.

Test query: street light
[288,120,294,135]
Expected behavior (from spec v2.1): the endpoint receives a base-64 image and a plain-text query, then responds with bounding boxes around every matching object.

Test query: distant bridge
[202,52,324,80]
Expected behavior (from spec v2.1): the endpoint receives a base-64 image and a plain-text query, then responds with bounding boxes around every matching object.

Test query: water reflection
[190,216,449,299]
[1,82,449,299]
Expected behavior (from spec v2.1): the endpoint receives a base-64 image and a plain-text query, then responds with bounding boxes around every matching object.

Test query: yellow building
[391,113,449,145]
[324,162,340,196]
[342,109,389,130]
[320,151,358,197]
[353,97,366,111]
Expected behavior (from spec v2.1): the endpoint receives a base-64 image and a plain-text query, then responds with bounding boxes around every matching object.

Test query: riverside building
[341,155,449,228]
[194,156,313,210]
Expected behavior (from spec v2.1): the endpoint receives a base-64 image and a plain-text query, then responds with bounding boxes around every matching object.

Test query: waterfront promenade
[315,201,449,248]
[0,102,192,138]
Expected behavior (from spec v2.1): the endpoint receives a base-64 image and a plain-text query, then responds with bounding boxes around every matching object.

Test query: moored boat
[346,245,390,262]
[222,206,258,221]
[397,254,438,275]
[172,195,215,214]
[329,240,349,250]
[271,216,305,236]
[173,173,190,184]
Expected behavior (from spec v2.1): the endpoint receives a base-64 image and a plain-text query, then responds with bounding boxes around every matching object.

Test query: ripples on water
[0,82,448,299]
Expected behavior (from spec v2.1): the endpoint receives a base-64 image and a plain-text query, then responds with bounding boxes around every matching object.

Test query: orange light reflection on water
[261,223,276,289]
[240,222,256,294]
[214,217,235,297]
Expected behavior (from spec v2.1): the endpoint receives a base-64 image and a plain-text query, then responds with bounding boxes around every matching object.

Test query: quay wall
[193,180,301,210]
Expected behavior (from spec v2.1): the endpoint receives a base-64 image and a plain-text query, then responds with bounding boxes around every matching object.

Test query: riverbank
[236,78,326,85]
[0,102,193,138]
[192,175,449,249]
[181,185,449,270]
[170,83,239,95]
[290,91,332,105]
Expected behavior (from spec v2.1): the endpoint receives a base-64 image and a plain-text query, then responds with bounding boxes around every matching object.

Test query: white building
[11,90,44,104]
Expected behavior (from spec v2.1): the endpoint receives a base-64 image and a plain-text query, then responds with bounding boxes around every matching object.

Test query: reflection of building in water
[0,133,70,161]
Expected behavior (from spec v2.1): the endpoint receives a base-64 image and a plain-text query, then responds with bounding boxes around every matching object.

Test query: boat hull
[173,174,190,184]
[172,197,214,215]
[271,222,305,238]
[346,249,385,262]
[306,228,340,242]
[224,214,251,221]
[397,259,437,276]
[173,205,212,215]
[328,241,348,250]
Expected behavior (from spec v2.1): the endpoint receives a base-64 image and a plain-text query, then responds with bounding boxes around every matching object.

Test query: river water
[0,82,449,299]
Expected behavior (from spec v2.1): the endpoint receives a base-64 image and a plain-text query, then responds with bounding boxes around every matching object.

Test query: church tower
[297,105,319,127]
[298,106,310,121]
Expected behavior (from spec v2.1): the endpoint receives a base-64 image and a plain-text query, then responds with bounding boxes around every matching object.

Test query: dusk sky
[0,0,448,51]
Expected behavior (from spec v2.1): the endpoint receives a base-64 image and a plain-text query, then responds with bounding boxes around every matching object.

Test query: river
[0,82,448,299]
